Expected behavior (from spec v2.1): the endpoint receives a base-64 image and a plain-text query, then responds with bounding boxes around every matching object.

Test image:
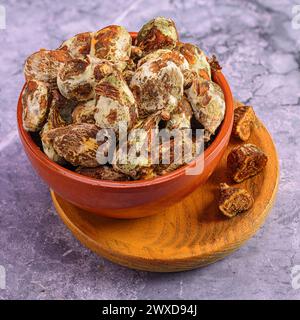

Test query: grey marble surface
[0,0,299,300]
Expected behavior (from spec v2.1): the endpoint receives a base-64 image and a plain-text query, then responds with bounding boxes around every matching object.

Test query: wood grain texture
[51,101,279,272]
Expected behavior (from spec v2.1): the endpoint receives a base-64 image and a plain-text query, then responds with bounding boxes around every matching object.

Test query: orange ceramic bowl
[17,32,234,219]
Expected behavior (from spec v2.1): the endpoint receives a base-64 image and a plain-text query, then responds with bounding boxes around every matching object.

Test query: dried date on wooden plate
[219,183,254,218]
[227,144,268,183]
[232,105,256,141]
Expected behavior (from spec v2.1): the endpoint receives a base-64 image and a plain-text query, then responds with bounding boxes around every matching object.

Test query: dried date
[227,144,268,183]
[219,183,254,218]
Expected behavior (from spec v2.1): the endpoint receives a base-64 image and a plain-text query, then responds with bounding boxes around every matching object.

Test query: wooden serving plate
[51,104,279,272]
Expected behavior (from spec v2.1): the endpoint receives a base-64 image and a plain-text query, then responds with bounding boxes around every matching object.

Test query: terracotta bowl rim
[17,35,234,189]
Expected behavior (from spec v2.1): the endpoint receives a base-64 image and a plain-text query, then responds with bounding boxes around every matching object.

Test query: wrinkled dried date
[219,183,254,218]
[227,144,268,183]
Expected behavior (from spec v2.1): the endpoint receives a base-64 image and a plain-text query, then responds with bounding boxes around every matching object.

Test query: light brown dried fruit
[57,58,116,101]
[91,25,132,71]
[227,144,268,183]
[219,183,254,218]
[175,42,211,80]
[94,72,138,133]
[166,96,193,130]
[113,113,161,180]
[137,17,178,55]
[44,123,104,167]
[72,100,96,124]
[57,58,94,101]
[24,49,71,84]
[130,55,184,118]
[185,75,225,141]
[93,60,117,81]
[232,105,256,141]
[22,80,50,132]
[76,165,129,181]
[59,32,93,59]
[182,69,198,89]
[137,49,189,73]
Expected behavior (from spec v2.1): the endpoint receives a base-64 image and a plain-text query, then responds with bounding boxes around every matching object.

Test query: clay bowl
[17,32,234,219]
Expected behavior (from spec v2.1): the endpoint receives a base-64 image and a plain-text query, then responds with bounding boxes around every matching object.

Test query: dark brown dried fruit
[227,144,268,183]
[76,165,129,181]
[232,105,256,141]
[219,183,254,218]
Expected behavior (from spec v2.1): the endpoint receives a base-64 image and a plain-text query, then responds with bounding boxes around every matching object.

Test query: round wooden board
[51,102,279,272]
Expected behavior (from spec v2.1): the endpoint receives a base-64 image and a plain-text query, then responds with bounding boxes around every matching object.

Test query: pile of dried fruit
[218,104,268,218]
[22,17,226,181]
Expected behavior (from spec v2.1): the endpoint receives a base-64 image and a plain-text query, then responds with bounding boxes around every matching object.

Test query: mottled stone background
[0,0,299,299]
